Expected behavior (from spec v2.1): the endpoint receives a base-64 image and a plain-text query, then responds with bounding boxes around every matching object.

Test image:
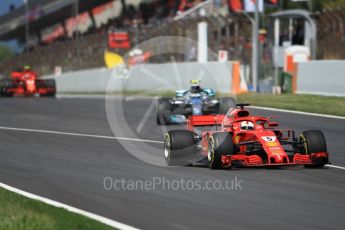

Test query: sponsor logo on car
[266,142,279,147]
[261,136,276,142]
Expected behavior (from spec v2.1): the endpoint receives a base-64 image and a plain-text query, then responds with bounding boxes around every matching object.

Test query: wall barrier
[44,61,245,94]
[296,61,345,97]
[44,68,115,93]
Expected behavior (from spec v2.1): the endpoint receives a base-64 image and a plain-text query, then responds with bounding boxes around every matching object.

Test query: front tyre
[299,130,328,168]
[164,130,197,166]
[208,132,234,169]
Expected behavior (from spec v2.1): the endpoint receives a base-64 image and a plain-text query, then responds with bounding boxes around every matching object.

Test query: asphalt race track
[0,97,344,230]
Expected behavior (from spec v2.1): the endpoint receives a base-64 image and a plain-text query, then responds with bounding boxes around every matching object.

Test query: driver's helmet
[240,121,254,130]
[190,79,202,94]
[23,65,31,71]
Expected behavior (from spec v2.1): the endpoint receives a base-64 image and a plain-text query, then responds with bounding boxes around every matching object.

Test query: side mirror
[268,122,279,127]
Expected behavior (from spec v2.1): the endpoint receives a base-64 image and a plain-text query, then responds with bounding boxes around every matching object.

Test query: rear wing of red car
[187,115,225,129]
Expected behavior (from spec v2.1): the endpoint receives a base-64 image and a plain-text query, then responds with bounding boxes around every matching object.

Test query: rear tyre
[0,80,14,97]
[0,88,14,97]
[208,132,234,169]
[164,130,197,166]
[156,98,172,125]
[219,97,236,114]
[299,130,328,168]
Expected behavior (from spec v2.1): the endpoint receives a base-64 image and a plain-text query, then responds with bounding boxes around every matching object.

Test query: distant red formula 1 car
[0,66,56,97]
[164,104,329,169]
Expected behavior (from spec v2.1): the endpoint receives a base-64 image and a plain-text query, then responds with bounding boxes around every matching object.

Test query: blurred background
[0,0,344,94]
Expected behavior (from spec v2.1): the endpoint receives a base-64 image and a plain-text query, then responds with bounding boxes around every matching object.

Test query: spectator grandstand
[316,9,345,59]
[0,0,243,76]
[0,0,344,77]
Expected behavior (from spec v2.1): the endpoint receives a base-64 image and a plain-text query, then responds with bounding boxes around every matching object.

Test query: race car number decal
[261,136,276,142]
[267,142,279,147]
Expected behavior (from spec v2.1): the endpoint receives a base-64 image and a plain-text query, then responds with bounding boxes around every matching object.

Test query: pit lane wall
[296,60,345,97]
[43,62,238,94]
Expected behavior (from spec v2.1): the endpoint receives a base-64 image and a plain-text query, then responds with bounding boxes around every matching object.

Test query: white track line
[250,106,345,120]
[56,94,106,99]
[1,126,344,170]
[0,182,140,230]
[0,125,343,229]
[0,126,163,144]
[325,164,345,170]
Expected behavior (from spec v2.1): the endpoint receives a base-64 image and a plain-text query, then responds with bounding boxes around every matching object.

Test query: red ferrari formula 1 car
[164,104,329,169]
[0,66,56,97]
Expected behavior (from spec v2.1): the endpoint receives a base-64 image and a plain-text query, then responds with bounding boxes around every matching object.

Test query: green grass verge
[119,91,345,117]
[237,93,345,117]
[0,188,115,230]
[57,91,345,117]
